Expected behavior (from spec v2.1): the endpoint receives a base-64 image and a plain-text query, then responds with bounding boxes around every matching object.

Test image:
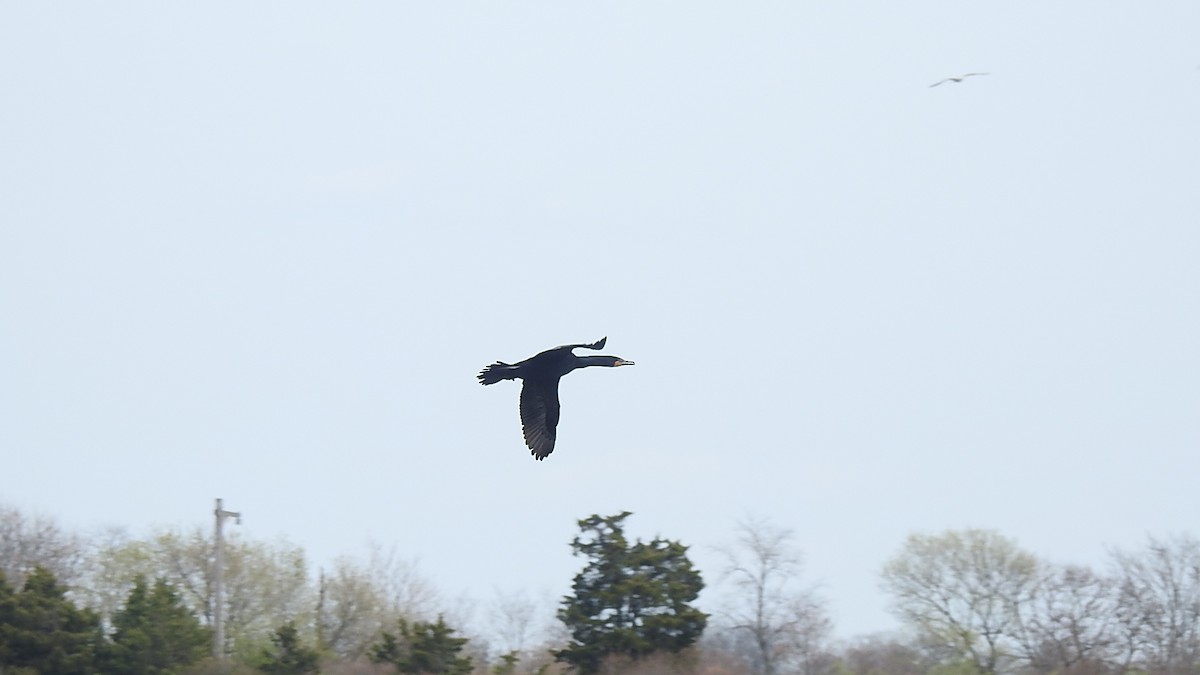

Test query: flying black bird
[930,72,989,87]
[477,337,635,460]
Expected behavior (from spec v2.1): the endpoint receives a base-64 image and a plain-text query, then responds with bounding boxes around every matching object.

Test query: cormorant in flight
[478,337,635,460]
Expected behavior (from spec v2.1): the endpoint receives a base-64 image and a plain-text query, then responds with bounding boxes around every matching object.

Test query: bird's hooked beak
[615,359,635,367]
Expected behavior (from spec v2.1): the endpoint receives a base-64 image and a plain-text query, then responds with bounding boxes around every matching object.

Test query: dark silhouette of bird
[930,72,989,87]
[477,337,635,460]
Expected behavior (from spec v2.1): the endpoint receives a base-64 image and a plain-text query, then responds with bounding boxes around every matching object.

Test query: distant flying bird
[930,72,989,87]
[478,337,635,460]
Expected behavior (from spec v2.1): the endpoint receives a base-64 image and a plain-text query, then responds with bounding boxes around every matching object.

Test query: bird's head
[609,356,635,367]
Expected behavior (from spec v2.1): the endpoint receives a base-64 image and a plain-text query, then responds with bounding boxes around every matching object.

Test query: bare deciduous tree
[483,588,572,675]
[74,526,154,621]
[1110,534,1200,675]
[220,533,312,658]
[316,543,438,661]
[880,529,1039,675]
[1014,563,1116,674]
[487,588,539,655]
[318,558,388,661]
[0,503,87,588]
[715,516,831,675]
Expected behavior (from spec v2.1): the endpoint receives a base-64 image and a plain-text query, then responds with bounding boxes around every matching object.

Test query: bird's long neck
[572,355,615,370]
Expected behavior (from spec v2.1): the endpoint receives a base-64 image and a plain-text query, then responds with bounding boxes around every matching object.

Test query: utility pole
[213,498,241,660]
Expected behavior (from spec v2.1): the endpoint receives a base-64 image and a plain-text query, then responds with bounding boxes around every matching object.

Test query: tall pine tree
[555,512,707,674]
[107,575,211,674]
[0,566,103,674]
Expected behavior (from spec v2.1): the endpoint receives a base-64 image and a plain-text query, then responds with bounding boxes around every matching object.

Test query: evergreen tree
[555,512,707,674]
[258,621,320,675]
[106,575,211,674]
[0,565,102,674]
[492,651,519,675]
[368,616,472,675]
[0,571,15,669]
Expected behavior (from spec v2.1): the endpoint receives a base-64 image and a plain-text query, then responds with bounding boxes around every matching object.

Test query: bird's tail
[477,361,518,386]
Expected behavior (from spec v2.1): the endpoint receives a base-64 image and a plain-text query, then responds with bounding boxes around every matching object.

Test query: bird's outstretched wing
[930,72,988,87]
[555,336,606,351]
[519,379,561,460]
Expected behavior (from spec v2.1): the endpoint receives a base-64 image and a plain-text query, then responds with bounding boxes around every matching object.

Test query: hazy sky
[2,2,1198,640]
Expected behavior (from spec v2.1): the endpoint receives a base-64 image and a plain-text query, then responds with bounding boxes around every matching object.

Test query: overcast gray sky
[2,2,1198,639]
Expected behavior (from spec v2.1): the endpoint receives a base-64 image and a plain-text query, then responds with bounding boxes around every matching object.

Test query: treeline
[2,502,1199,675]
[875,529,1200,675]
